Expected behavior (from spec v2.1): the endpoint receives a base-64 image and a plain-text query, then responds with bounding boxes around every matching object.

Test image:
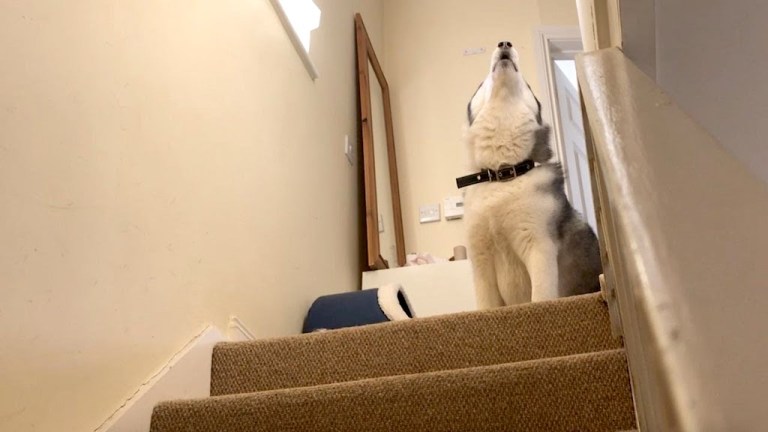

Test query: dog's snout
[497,41,513,49]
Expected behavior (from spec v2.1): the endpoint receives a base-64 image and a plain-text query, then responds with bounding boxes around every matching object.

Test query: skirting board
[95,318,256,432]
[227,315,257,342]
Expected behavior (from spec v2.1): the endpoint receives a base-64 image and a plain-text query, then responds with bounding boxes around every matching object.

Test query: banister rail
[577,48,768,432]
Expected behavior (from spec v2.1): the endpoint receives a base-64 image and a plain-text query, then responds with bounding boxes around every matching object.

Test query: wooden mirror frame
[355,13,405,270]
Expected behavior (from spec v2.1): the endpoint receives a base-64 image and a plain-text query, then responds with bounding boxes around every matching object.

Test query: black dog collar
[456,160,535,189]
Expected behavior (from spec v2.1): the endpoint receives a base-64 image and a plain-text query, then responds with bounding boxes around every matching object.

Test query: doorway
[533,27,596,233]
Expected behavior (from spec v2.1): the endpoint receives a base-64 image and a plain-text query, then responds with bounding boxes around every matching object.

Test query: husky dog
[461,41,601,308]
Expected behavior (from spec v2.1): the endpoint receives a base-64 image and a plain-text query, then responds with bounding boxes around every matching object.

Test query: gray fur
[530,125,553,162]
[467,81,483,126]
[526,82,543,125]
[537,164,602,296]
[557,221,602,296]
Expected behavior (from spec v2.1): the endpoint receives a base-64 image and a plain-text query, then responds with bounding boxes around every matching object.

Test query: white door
[553,60,597,232]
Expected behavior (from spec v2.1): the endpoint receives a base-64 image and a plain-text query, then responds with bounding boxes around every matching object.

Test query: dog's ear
[525,82,543,125]
[534,95,543,125]
[530,125,553,163]
[467,80,485,126]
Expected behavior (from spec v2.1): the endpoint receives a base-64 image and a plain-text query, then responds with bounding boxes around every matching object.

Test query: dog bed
[302,284,413,333]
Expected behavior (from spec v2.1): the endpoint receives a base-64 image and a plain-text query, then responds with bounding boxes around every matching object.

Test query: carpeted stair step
[151,348,636,432]
[211,292,620,395]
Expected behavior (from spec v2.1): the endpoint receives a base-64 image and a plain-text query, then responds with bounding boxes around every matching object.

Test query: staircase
[150,293,636,431]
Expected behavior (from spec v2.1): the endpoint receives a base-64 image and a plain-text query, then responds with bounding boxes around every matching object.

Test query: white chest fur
[463,167,560,305]
[466,99,540,171]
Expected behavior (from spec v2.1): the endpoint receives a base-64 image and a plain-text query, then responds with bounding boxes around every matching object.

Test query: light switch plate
[419,204,440,224]
[344,135,354,165]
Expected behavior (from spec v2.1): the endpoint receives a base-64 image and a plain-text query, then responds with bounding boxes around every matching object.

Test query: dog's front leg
[523,241,559,302]
[468,237,504,309]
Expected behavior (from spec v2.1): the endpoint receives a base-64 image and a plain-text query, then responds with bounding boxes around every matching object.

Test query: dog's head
[467,41,528,126]
[465,41,552,166]
[490,41,521,78]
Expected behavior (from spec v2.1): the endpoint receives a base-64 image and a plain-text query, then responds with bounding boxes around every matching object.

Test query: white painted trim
[532,26,583,200]
[95,326,227,432]
[95,318,256,432]
[227,315,257,342]
[575,0,599,51]
[606,0,623,48]
[575,0,622,51]
[268,0,320,80]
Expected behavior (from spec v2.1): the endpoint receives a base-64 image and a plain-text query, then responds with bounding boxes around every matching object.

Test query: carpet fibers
[150,294,636,431]
[211,293,621,395]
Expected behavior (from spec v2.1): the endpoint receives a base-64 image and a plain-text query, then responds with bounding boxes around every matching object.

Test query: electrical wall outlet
[419,204,440,224]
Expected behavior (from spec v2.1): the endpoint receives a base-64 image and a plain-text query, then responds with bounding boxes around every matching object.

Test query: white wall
[381,0,580,258]
[655,0,768,183]
[620,0,656,78]
[0,0,382,430]
[621,0,768,183]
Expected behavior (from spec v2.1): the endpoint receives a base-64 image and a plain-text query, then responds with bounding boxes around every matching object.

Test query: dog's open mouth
[495,51,517,72]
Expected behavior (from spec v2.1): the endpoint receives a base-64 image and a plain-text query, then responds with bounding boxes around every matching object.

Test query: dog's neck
[466,94,540,171]
[490,76,524,99]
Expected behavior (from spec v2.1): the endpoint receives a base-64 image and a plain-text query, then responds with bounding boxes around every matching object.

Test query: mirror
[369,63,398,268]
[355,13,405,270]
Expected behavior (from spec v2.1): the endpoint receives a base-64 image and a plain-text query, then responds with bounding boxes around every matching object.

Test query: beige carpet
[150,293,636,431]
[152,349,635,432]
[211,292,621,395]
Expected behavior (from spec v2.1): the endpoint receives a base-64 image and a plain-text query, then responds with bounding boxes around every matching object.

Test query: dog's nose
[497,41,513,49]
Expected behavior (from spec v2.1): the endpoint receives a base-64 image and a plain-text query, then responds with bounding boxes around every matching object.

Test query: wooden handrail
[578,48,768,432]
